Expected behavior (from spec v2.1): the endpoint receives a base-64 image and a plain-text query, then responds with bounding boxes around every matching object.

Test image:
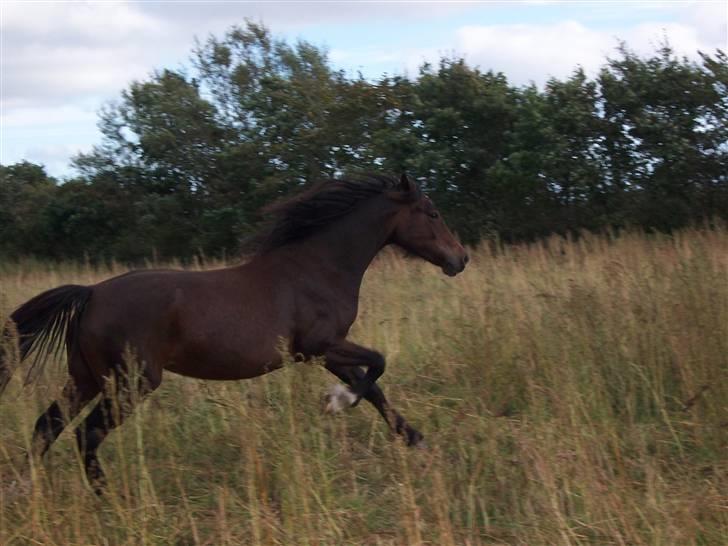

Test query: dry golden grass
[1,228,727,545]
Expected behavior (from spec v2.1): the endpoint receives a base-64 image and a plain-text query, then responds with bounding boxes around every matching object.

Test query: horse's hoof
[323,384,357,414]
[406,429,426,449]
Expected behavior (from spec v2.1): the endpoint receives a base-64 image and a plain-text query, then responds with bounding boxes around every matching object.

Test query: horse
[0,173,468,494]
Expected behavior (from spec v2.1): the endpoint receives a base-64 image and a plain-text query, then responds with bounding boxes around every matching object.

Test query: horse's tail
[0,285,92,395]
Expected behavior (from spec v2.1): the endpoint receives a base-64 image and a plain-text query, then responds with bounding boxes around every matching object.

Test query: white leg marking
[324,384,357,414]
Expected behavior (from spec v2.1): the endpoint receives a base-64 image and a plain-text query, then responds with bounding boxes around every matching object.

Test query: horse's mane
[252,174,405,254]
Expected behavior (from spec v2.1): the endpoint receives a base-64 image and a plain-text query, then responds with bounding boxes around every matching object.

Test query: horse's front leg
[323,340,384,408]
[325,364,424,447]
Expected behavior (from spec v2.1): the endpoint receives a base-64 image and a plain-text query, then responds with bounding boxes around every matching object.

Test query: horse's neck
[318,208,393,272]
[282,206,395,291]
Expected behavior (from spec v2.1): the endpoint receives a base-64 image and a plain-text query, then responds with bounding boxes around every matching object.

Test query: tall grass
[1,228,727,545]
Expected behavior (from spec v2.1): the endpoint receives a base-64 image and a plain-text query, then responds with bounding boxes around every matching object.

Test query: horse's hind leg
[31,349,101,459]
[74,368,160,494]
[325,365,424,447]
[31,377,100,459]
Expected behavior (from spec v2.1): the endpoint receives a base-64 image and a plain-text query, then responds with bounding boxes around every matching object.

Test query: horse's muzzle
[442,253,469,277]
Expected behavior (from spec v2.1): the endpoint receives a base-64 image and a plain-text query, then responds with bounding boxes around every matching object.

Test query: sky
[1,1,726,178]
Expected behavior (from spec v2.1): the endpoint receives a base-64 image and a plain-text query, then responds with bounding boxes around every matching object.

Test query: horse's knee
[367,351,385,378]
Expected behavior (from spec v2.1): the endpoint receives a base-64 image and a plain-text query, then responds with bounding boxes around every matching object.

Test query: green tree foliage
[599,44,728,231]
[487,69,608,240]
[1,23,726,261]
[0,162,56,258]
[407,60,518,240]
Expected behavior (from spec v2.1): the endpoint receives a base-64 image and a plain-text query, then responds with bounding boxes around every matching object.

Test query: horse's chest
[294,297,358,354]
[336,304,358,334]
[316,301,358,334]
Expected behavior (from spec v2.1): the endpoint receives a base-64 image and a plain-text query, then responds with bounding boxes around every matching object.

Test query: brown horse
[1,173,467,493]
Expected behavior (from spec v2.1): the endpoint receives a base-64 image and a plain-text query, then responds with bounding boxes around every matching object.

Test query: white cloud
[455,17,722,86]
[682,1,727,48]
[133,1,470,33]
[2,1,162,44]
[3,43,159,109]
[1,103,97,128]
[0,2,175,110]
[457,20,602,85]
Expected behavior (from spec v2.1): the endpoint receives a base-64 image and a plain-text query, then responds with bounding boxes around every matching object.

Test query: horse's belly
[164,336,285,380]
[165,352,283,380]
[164,324,288,380]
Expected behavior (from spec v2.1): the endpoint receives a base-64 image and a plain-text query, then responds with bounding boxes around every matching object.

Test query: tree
[599,43,728,231]
[407,59,517,241]
[0,162,56,258]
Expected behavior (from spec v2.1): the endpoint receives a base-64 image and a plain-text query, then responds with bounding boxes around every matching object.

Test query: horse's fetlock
[323,384,357,414]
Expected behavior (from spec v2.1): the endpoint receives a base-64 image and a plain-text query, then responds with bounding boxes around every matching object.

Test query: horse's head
[388,174,469,277]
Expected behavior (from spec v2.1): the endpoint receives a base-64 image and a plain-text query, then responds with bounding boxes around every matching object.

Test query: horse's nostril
[463,254,470,265]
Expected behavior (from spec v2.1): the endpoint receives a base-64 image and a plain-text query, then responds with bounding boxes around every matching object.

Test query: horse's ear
[400,173,413,192]
[399,173,420,198]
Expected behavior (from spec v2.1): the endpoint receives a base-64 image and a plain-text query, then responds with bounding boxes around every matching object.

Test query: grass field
[1,229,727,545]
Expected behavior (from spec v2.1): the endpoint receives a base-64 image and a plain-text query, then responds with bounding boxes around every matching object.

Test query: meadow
[1,228,727,545]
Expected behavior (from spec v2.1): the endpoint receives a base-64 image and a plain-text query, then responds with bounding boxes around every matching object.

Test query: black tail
[1,285,92,394]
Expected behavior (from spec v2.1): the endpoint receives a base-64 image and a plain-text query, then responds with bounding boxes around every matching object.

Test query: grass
[1,228,727,545]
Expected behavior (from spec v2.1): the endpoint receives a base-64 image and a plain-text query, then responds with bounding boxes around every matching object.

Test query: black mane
[253,174,404,254]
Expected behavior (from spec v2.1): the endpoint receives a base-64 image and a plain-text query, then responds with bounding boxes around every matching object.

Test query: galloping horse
[1,173,468,493]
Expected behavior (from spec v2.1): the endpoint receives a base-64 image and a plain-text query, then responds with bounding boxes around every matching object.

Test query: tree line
[2,22,726,262]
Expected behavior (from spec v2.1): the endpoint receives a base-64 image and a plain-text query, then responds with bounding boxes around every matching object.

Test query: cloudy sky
[1,1,726,178]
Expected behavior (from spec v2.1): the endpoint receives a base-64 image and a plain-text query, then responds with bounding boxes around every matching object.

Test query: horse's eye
[428,212,439,219]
